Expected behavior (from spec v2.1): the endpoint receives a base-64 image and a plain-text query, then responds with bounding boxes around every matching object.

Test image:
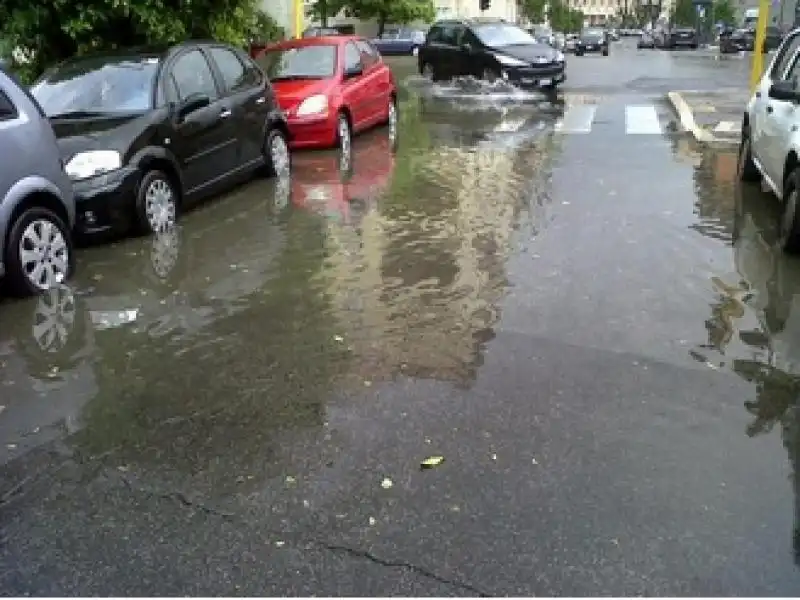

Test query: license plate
[539,78,551,86]
[521,77,537,85]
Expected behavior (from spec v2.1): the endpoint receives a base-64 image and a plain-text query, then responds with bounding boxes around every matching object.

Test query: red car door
[341,41,371,131]
[355,39,385,124]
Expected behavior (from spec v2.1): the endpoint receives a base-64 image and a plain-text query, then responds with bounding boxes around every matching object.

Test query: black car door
[205,45,268,167]
[165,48,238,196]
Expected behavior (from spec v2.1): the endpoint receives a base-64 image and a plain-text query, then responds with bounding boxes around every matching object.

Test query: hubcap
[32,284,75,352]
[783,189,798,242]
[144,178,176,233]
[19,218,69,291]
[388,100,398,143]
[269,132,290,175]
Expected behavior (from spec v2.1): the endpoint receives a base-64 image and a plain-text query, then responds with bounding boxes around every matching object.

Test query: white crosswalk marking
[554,104,597,134]
[624,105,662,135]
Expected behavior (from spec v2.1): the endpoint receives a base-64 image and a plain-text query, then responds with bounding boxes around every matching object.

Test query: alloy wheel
[18,218,69,292]
[144,178,176,233]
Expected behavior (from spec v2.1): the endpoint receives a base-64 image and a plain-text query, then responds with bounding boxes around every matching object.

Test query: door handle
[767,105,773,113]
[256,97,266,105]
[220,108,232,119]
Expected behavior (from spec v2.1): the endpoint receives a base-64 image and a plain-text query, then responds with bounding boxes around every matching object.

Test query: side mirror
[177,93,210,119]
[768,80,800,102]
[344,64,363,79]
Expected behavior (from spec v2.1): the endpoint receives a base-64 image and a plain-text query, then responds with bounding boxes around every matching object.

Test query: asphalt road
[2,39,799,595]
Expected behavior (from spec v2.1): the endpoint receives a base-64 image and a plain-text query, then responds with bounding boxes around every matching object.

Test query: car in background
[739,26,800,252]
[664,26,698,49]
[0,67,76,296]
[30,42,291,241]
[528,25,555,46]
[372,28,427,56]
[720,27,753,52]
[303,27,341,38]
[637,31,656,48]
[418,18,566,89]
[552,32,566,50]
[608,28,620,41]
[574,28,609,56]
[765,26,784,51]
[255,36,397,153]
[564,33,578,52]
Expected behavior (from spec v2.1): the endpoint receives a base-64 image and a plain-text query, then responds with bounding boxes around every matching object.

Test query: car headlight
[495,54,528,67]
[296,94,328,116]
[554,51,565,62]
[65,150,122,181]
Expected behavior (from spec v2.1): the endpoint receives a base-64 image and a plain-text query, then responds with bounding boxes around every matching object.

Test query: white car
[740,27,800,252]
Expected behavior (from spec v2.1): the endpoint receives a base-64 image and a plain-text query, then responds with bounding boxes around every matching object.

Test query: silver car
[0,67,75,296]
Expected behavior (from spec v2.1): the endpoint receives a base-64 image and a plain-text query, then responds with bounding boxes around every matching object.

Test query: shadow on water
[0,85,561,494]
[689,155,800,565]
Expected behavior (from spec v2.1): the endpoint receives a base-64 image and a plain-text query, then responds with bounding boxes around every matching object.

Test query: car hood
[271,79,335,112]
[489,43,558,63]
[50,113,150,161]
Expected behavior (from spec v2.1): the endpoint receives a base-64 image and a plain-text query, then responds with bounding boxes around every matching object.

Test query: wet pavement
[2,39,800,595]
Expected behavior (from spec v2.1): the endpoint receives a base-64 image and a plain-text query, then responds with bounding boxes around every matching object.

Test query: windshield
[31,56,158,117]
[474,24,537,47]
[257,45,337,80]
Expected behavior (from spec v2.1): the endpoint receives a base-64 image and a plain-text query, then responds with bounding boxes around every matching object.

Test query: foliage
[670,0,697,26]
[548,0,584,32]
[306,0,348,27]
[712,0,736,25]
[519,0,548,24]
[0,0,285,83]
[343,0,436,35]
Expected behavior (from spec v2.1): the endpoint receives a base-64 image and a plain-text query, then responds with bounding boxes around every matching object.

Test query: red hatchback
[254,36,397,151]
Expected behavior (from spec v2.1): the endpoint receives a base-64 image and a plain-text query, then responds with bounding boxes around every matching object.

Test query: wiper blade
[48,110,108,119]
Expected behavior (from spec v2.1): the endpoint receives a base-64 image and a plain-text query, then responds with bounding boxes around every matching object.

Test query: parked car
[418,18,566,89]
[664,26,698,49]
[29,42,291,242]
[637,31,656,48]
[372,28,427,56]
[720,27,753,52]
[739,26,800,252]
[0,67,76,296]
[552,32,566,50]
[564,33,578,52]
[575,28,610,56]
[255,36,397,153]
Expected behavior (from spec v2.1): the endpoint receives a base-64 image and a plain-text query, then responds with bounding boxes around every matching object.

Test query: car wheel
[780,167,800,253]
[336,111,353,172]
[738,130,760,182]
[421,62,435,80]
[263,127,291,177]
[3,207,74,297]
[136,170,178,235]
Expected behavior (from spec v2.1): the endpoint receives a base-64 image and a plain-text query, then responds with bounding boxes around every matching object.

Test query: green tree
[567,9,585,31]
[519,0,548,24]
[712,0,736,25]
[307,0,348,27]
[671,0,696,26]
[1,0,284,82]
[343,0,436,36]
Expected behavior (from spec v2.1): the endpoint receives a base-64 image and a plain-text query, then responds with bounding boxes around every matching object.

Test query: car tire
[780,167,800,253]
[3,206,74,297]
[135,170,178,235]
[263,127,291,177]
[737,130,760,182]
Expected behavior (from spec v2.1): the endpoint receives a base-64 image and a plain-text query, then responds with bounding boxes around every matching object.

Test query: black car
[574,28,609,56]
[720,28,753,52]
[30,42,291,240]
[418,18,565,89]
[664,27,698,49]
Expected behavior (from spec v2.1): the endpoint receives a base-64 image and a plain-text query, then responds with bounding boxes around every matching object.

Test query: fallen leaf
[285,475,296,484]
[368,516,377,526]
[381,477,393,489]
[333,335,344,342]
[275,540,285,547]
[420,455,444,469]
[363,380,372,387]
[491,453,497,461]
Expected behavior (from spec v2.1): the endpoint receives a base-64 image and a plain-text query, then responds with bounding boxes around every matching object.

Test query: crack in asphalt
[114,472,489,596]
[321,542,490,597]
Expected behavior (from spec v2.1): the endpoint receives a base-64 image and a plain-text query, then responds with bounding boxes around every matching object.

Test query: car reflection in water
[288,126,398,225]
[729,181,800,565]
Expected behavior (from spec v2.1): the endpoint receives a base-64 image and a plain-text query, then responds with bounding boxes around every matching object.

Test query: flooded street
[2,42,800,594]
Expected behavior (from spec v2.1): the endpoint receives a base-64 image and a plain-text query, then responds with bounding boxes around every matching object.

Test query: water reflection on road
[0,90,562,481]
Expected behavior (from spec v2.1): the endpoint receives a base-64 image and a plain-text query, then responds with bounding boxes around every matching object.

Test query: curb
[666,91,740,144]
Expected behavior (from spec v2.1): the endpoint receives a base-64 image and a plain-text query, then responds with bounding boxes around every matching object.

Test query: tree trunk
[377,13,386,37]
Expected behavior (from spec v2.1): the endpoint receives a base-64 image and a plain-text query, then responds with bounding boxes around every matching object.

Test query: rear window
[257,44,338,80]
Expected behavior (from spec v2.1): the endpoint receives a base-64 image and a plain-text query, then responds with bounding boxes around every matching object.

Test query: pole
[294,0,304,38]
[750,0,772,92]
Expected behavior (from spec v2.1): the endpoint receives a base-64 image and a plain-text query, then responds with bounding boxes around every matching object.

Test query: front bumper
[576,43,607,52]
[73,166,140,238]
[503,63,566,87]
[286,113,338,149]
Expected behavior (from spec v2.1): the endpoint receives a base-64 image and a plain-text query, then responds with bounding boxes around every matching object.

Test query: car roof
[265,35,364,50]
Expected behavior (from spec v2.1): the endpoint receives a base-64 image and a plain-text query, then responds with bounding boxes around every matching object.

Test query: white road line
[625,105,662,135]
[713,121,739,133]
[555,105,597,134]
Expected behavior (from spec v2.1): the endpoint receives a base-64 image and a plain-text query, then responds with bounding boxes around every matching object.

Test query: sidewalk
[666,88,750,144]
